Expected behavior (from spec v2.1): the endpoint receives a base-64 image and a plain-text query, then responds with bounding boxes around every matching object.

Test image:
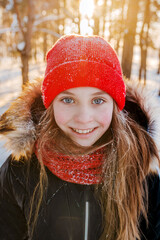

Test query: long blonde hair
[29,102,159,240]
[98,105,158,240]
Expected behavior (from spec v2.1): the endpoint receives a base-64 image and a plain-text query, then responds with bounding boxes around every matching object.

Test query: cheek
[98,109,113,128]
[54,113,66,126]
[53,105,68,126]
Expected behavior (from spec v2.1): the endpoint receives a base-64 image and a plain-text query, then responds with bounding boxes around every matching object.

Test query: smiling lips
[71,128,96,134]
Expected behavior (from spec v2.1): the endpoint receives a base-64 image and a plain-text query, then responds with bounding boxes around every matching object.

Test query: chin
[75,141,95,147]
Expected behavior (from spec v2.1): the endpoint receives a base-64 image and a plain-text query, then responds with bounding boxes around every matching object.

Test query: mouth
[71,128,96,134]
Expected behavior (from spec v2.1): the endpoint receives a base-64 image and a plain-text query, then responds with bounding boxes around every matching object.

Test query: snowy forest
[0,0,160,85]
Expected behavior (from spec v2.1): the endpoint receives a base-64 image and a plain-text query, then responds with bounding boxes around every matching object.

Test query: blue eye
[93,98,104,104]
[62,98,74,104]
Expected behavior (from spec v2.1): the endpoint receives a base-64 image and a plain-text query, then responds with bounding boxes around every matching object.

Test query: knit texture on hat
[42,34,125,110]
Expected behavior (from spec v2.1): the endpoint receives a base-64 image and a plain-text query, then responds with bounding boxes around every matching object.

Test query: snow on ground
[0,57,46,113]
[0,50,160,166]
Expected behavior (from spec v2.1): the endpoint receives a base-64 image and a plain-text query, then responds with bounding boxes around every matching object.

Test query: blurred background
[0,0,160,164]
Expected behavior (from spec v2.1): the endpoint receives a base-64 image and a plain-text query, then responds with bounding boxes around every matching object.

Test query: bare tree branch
[34,27,61,38]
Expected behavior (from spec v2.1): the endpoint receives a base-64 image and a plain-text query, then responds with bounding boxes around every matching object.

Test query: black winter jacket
[0,80,160,239]
[0,154,160,240]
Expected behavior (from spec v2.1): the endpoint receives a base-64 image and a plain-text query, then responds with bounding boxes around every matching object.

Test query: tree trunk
[121,0,139,79]
[22,0,35,86]
[157,47,160,74]
[94,17,100,35]
[21,53,29,86]
[115,0,125,54]
[13,0,35,86]
[102,0,107,37]
[63,0,66,35]
[33,34,37,63]
[139,46,147,85]
[139,0,150,85]
[108,0,114,42]
[93,0,100,35]
[43,33,47,61]
[56,1,60,35]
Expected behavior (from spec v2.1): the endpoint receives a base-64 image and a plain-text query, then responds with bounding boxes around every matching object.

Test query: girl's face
[53,87,113,147]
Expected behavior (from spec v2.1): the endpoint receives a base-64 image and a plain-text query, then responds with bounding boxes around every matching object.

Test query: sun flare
[79,0,95,35]
[79,0,95,18]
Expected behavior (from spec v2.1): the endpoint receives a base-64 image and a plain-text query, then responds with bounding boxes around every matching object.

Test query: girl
[0,34,160,240]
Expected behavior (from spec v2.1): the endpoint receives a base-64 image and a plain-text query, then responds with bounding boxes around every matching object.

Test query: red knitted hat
[42,34,125,110]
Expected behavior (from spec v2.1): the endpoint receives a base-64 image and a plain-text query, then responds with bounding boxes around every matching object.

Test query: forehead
[58,87,110,96]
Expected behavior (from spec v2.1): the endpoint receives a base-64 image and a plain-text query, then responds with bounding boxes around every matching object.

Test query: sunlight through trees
[0,0,160,86]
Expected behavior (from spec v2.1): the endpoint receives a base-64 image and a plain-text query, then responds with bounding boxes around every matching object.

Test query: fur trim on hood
[0,79,160,174]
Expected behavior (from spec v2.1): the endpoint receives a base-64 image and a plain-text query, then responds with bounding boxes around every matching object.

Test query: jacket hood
[0,79,160,174]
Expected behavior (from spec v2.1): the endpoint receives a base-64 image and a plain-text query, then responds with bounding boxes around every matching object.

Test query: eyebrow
[58,90,107,96]
[58,91,74,95]
[91,91,107,96]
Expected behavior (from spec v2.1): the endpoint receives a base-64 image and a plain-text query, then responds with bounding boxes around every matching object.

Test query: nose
[74,105,93,124]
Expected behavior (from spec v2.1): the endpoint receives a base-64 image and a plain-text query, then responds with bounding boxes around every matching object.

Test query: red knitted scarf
[36,148,105,185]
